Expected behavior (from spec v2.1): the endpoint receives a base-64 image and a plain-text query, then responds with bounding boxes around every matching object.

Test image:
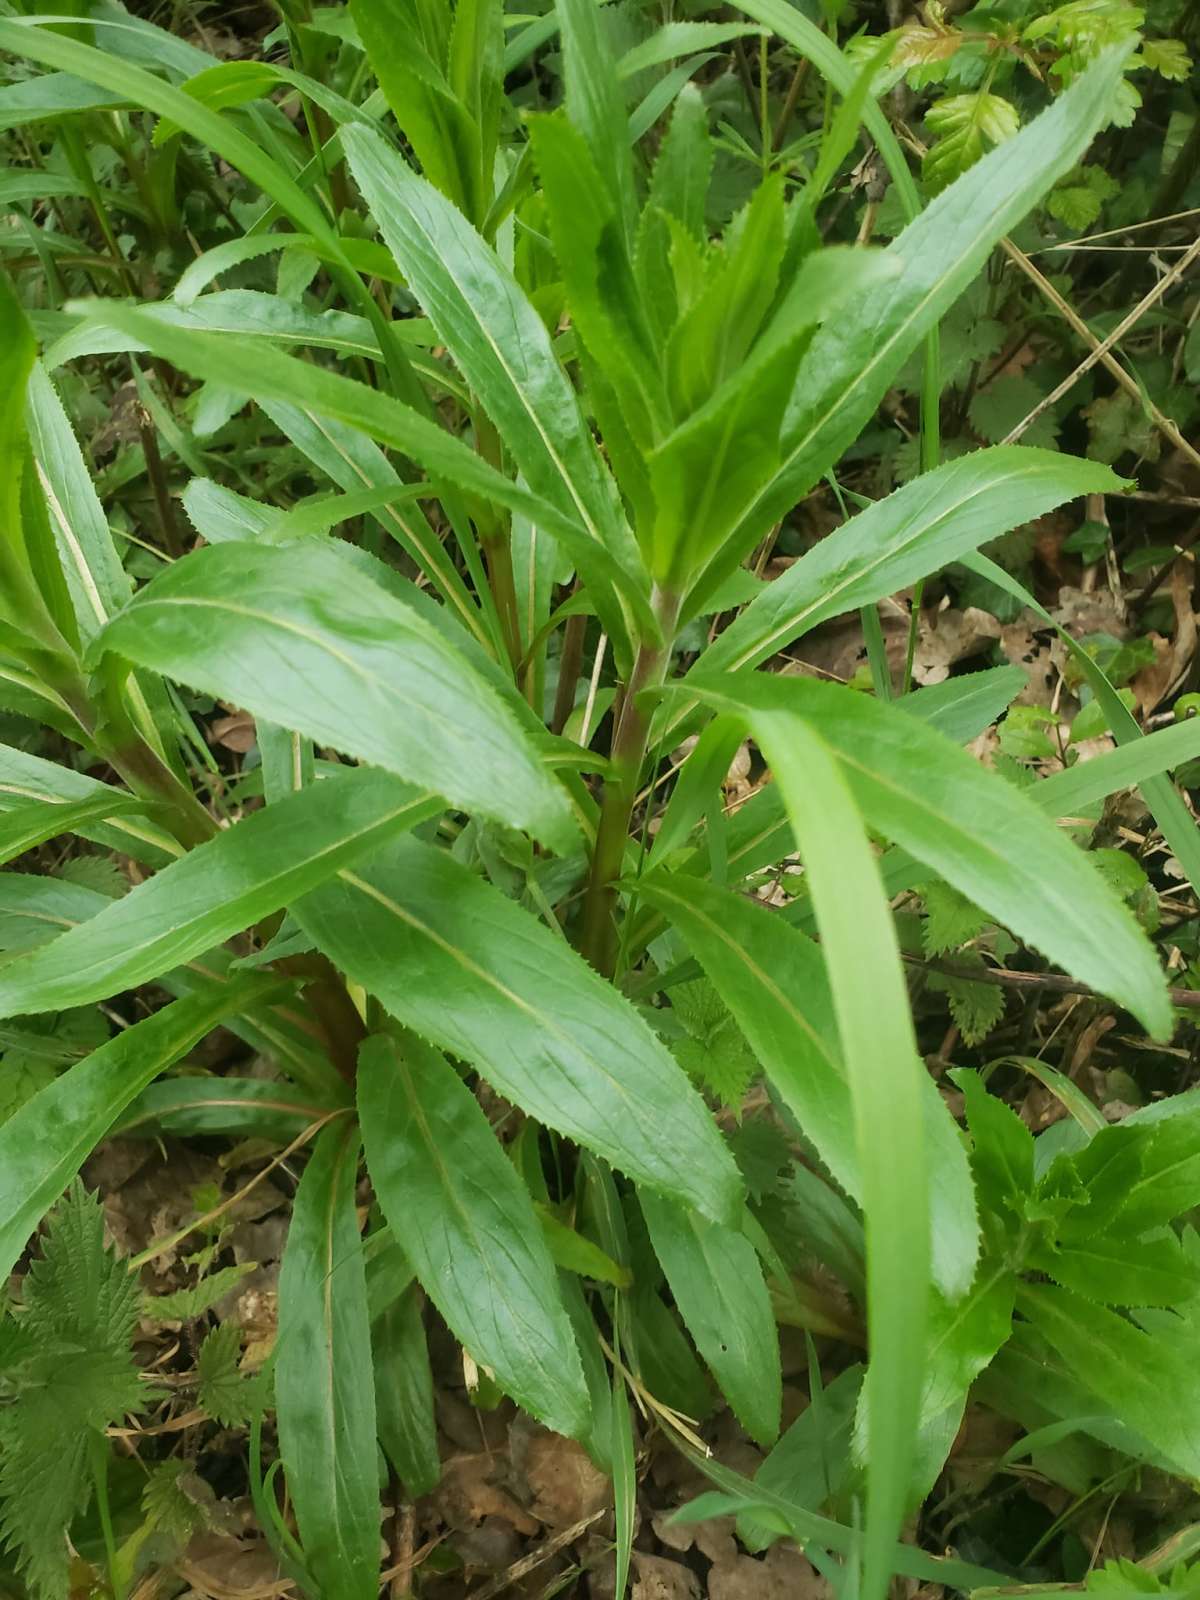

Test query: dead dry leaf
[630,1552,701,1600]
[511,1425,610,1529]
[706,1543,828,1600]
[913,606,1001,686]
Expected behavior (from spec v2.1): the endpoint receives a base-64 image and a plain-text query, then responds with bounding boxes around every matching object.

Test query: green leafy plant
[0,1185,145,1600]
[0,3,1198,1599]
[870,0,1191,189]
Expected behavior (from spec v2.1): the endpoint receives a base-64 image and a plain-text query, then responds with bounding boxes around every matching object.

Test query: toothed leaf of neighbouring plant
[923,91,1020,190]
[921,881,988,957]
[1047,165,1119,230]
[1085,1555,1198,1593]
[928,954,1005,1045]
[669,977,759,1109]
[196,1321,264,1428]
[141,1459,213,1543]
[0,1007,109,1125]
[727,1119,793,1202]
[0,1184,146,1600]
[56,857,129,900]
[147,1263,257,1324]
[1139,37,1192,78]
[968,373,1060,448]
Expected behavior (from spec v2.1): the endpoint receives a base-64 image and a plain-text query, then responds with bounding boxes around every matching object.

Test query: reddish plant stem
[551,607,587,734]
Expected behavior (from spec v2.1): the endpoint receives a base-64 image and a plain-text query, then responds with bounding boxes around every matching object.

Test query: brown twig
[467,1510,608,1600]
[998,236,1200,475]
[906,954,1200,1011]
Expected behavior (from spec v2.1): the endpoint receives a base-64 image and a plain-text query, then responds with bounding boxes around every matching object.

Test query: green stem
[275,952,366,1083]
[87,1429,123,1600]
[578,588,680,976]
[133,373,183,558]
[96,671,217,848]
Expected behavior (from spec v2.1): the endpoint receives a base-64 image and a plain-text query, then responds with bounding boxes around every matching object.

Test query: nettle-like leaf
[0,1186,146,1600]
[149,1264,256,1324]
[921,882,988,957]
[1139,37,1192,79]
[196,1321,260,1428]
[667,976,759,1108]
[928,954,1006,1047]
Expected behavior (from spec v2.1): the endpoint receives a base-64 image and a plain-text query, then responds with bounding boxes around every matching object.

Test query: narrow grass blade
[277,1121,380,1600]
[749,711,929,1600]
[966,551,1200,899]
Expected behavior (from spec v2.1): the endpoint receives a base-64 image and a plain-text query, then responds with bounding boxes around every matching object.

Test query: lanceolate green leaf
[558,0,638,244]
[640,1192,781,1447]
[294,838,742,1224]
[171,234,405,307]
[690,45,1130,605]
[908,1267,1015,1499]
[637,875,978,1299]
[1034,716,1200,819]
[0,874,109,955]
[25,363,132,642]
[351,0,496,227]
[92,541,573,851]
[750,713,929,1600]
[0,743,179,864]
[0,977,279,1282]
[372,1287,441,1499]
[277,1121,380,1600]
[0,791,144,868]
[340,124,645,627]
[700,448,1125,670]
[254,398,486,651]
[46,293,388,370]
[117,1078,327,1142]
[359,1035,591,1438]
[0,72,127,130]
[64,302,653,646]
[1019,1282,1200,1479]
[0,767,438,1017]
[686,674,1171,1039]
[618,22,767,77]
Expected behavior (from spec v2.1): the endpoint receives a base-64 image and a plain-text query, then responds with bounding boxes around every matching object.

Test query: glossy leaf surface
[0,767,437,1016]
[295,839,743,1223]
[94,541,572,850]
[359,1035,590,1438]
